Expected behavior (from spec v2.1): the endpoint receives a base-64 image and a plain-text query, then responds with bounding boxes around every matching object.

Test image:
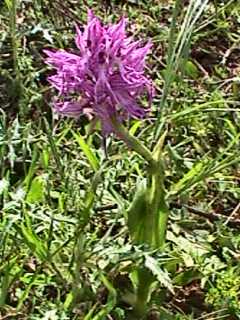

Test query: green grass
[1,0,240,319]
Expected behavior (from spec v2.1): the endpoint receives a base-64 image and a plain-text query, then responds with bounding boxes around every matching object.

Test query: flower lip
[87,40,91,48]
[98,51,106,64]
[44,10,154,135]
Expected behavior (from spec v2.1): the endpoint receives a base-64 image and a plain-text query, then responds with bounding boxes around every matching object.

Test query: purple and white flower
[44,10,153,134]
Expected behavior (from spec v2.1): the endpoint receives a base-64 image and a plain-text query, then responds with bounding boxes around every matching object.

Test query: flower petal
[54,99,89,117]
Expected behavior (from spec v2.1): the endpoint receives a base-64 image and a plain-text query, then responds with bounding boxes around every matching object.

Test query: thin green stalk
[110,116,156,169]
[44,118,65,181]
[71,233,84,307]
[8,0,24,115]
[154,0,181,138]
[10,0,18,77]
[0,109,7,178]
[154,0,209,140]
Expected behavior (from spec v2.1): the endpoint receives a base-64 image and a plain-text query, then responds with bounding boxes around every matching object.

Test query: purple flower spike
[44,10,154,135]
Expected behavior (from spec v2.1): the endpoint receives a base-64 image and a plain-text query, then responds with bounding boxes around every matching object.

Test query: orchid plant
[44,10,169,318]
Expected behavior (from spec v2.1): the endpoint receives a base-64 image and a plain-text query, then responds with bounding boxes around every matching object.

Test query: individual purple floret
[44,10,153,135]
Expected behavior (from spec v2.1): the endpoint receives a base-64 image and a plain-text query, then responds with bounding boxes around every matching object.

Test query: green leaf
[91,273,117,320]
[16,271,40,311]
[17,215,48,261]
[174,269,200,286]
[21,224,47,260]
[184,60,199,79]
[170,161,204,195]
[4,0,12,10]
[127,179,149,243]
[129,120,142,136]
[72,130,99,172]
[26,175,45,204]
[0,178,9,195]
[63,292,74,311]
[145,255,174,294]
[0,257,18,306]
[83,304,98,320]
[23,146,39,189]
[41,147,50,170]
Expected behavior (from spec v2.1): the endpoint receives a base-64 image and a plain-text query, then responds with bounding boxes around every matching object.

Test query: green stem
[152,131,169,248]
[110,116,156,169]
[148,164,169,249]
[110,117,170,315]
[148,129,169,249]
[71,233,84,307]
[132,268,153,319]
[158,205,169,248]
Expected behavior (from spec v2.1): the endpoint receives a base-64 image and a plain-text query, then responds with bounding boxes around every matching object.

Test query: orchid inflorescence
[44,10,153,135]
[43,11,170,317]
